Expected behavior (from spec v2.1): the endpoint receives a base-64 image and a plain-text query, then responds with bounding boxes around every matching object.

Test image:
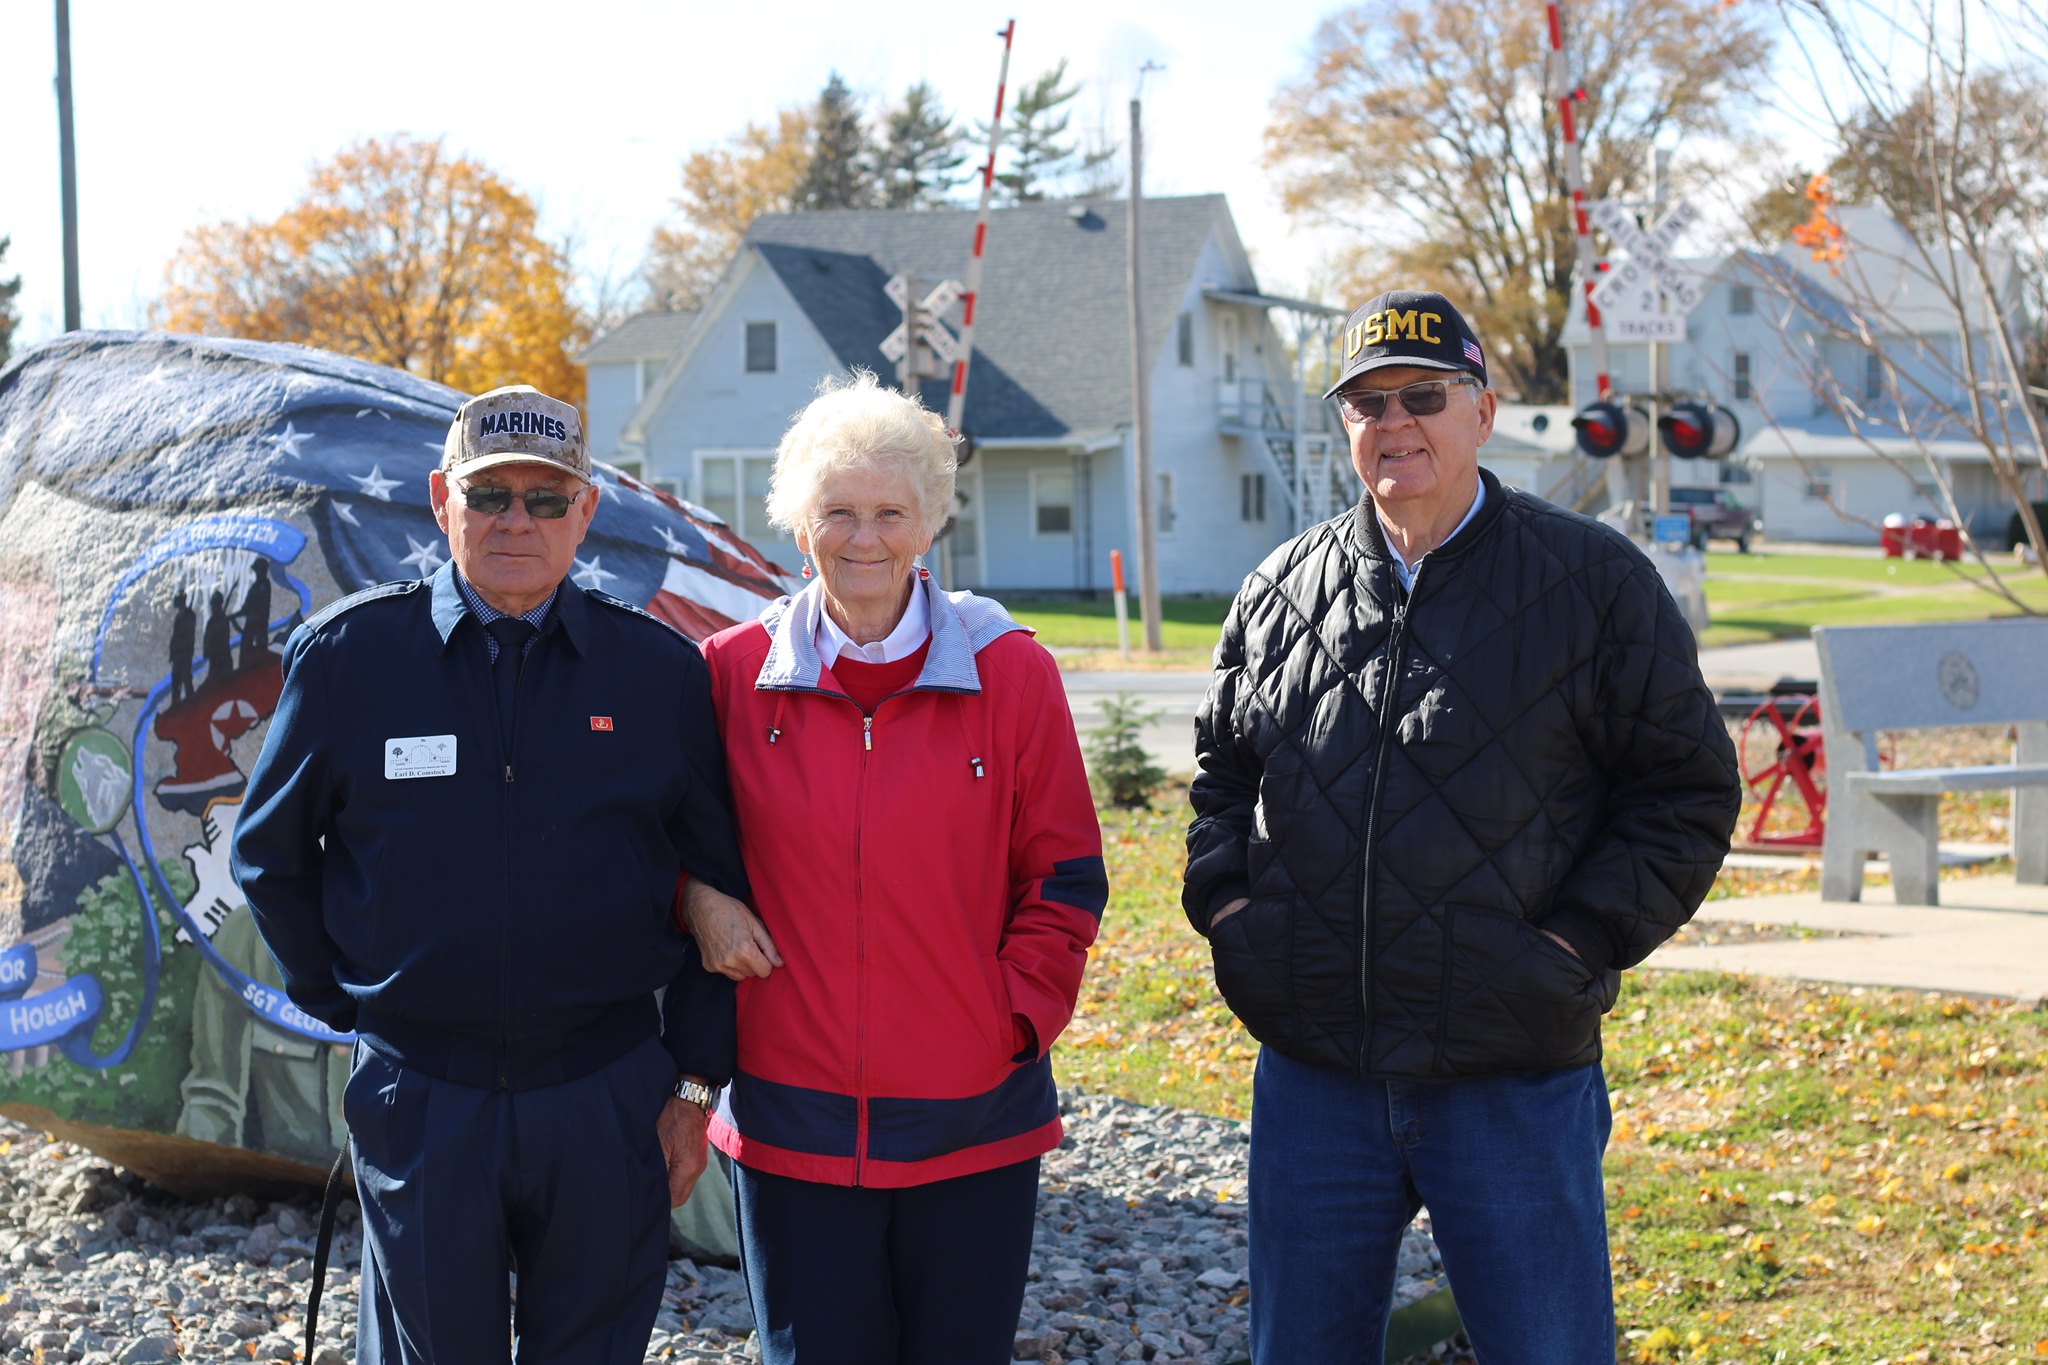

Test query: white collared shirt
[813,581,932,665]
[1380,480,1486,594]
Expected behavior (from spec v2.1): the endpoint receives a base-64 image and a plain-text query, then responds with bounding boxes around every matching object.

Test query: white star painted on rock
[141,363,174,386]
[657,524,690,556]
[47,411,79,442]
[352,466,401,500]
[268,422,313,459]
[572,556,618,592]
[399,535,446,577]
[333,501,361,526]
[354,408,391,421]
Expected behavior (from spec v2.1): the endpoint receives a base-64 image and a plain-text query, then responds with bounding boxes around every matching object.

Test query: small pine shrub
[1083,692,1167,810]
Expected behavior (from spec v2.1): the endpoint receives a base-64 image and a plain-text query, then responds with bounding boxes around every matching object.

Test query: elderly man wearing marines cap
[233,384,749,1364]
[1185,291,1739,1360]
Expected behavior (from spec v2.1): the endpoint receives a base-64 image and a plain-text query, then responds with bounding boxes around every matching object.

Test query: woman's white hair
[765,370,957,539]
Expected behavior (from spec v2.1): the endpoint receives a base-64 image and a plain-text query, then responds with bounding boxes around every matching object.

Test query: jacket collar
[427,560,589,656]
[1351,466,1508,569]
[755,570,1027,694]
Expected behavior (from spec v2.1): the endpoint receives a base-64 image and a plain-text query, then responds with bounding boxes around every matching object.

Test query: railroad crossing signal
[1571,400,1650,459]
[882,274,964,383]
[1658,401,1741,459]
[1588,199,1701,317]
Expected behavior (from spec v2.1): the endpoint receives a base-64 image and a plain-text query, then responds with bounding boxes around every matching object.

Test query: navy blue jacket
[231,563,746,1091]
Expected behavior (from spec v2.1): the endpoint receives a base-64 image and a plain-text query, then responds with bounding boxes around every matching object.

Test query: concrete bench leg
[1873,793,1941,905]
[1826,787,1942,905]
[1821,828,1867,903]
[2019,727,2046,886]
[2018,784,2045,885]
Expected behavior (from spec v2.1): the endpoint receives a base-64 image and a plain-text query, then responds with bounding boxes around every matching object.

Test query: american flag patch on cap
[1462,339,1485,367]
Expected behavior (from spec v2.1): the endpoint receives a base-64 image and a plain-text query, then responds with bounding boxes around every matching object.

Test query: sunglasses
[1334,374,1481,423]
[459,485,584,519]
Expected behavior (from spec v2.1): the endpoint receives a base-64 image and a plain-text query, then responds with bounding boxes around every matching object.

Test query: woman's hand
[681,880,784,980]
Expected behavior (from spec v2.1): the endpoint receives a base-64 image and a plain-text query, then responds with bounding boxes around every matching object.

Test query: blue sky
[2,0,1354,348]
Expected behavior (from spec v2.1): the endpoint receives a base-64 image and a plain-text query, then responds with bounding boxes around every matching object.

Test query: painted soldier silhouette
[237,561,273,669]
[202,590,234,686]
[169,589,197,704]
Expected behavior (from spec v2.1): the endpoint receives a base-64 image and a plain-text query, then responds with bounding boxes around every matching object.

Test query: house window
[1034,468,1073,535]
[1241,472,1266,522]
[1730,284,1754,316]
[1733,352,1752,400]
[1158,472,1177,534]
[744,322,777,374]
[1220,314,1239,385]
[1177,312,1194,368]
[697,453,778,542]
[637,358,663,398]
[1802,465,1832,501]
[1864,351,1884,402]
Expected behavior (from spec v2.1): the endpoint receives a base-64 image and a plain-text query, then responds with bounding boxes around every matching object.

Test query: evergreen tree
[0,236,21,365]
[878,83,967,209]
[993,59,1089,203]
[795,73,878,211]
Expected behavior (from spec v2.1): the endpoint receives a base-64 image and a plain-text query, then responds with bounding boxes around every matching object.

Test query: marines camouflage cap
[441,384,589,483]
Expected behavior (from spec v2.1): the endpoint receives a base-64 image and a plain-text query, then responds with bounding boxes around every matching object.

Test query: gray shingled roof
[743,196,1234,440]
[579,310,698,364]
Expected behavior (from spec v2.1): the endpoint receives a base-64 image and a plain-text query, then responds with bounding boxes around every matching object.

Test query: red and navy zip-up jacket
[700,575,1105,1187]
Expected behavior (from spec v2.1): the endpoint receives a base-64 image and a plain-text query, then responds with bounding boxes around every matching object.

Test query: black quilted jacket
[1185,470,1740,1079]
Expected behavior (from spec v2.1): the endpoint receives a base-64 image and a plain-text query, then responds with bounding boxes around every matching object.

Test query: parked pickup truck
[1669,485,1760,552]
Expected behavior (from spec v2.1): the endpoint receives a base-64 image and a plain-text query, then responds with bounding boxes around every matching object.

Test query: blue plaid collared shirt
[454,569,558,664]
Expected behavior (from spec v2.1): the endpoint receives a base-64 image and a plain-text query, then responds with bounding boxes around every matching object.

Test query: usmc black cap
[1323,290,1489,398]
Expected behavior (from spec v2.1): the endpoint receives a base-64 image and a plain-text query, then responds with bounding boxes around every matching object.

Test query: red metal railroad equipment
[1736,683,1828,848]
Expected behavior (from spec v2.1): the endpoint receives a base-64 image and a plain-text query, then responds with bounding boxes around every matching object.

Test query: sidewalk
[1650,870,2048,1002]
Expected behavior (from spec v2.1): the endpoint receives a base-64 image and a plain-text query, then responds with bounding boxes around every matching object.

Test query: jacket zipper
[1357,578,1411,1075]
[498,639,528,1090]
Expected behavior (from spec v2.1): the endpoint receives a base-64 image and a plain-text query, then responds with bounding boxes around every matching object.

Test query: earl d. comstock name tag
[384,734,457,780]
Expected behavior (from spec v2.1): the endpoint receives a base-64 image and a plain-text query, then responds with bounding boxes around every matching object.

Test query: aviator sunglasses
[1334,374,1482,423]
[458,484,584,519]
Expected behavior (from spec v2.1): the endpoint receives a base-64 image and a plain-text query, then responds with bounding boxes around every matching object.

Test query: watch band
[673,1077,719,1112]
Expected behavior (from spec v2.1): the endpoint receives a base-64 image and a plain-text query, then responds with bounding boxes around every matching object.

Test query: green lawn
[1066,805,2048,1361]
[1003,550,2048,666]
[1700,550,2048,647]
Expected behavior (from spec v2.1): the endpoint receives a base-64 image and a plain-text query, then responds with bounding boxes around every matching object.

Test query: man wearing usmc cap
[1185,291,1738,1359]
[233,383,749,1363]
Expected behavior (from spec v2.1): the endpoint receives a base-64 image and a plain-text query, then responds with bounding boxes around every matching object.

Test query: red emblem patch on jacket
[590,716,613,731]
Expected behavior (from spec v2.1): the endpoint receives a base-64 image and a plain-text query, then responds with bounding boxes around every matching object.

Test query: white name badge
[384,734,457,780]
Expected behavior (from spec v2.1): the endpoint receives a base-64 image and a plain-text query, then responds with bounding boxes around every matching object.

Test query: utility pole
[1647,147,1671,525]
[1126,77,1164,652]
[56,0,82,331]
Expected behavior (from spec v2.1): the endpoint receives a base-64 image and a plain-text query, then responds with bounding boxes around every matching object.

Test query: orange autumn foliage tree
[158,138,587,404]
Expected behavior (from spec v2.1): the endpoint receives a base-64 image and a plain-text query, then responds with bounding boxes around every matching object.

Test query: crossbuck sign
[1588,199,1701,340]
[881,275,964,372]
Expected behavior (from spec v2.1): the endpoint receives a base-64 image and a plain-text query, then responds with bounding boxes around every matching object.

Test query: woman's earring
[801,553,813,580]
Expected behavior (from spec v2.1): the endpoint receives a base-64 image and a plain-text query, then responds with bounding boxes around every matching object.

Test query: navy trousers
[732,1157,1041,1365]
[346,1036,675,1365]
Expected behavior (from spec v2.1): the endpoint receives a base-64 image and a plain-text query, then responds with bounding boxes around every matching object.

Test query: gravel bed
[1,1091,1456,1364]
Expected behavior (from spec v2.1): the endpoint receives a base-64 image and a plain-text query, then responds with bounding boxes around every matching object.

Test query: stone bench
[1814,619,2048,905]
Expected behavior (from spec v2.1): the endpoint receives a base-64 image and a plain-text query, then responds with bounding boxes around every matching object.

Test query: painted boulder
[0,332,792,1198]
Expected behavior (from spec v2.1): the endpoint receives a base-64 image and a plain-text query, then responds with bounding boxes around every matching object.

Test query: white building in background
[578,196,1356,596]
[1563,206,2043,546]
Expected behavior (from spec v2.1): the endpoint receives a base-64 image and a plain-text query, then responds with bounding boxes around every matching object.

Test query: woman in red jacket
[679,371,1105,1365]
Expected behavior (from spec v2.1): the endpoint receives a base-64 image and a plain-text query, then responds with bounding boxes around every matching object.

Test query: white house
[584,196,1351,596]
[1563,206,2044,545]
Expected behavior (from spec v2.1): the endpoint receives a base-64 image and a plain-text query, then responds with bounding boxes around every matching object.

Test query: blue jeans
[1248,1047,1616,1364]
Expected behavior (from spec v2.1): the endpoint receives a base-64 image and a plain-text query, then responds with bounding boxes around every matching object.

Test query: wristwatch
[673,1077,720,1113]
